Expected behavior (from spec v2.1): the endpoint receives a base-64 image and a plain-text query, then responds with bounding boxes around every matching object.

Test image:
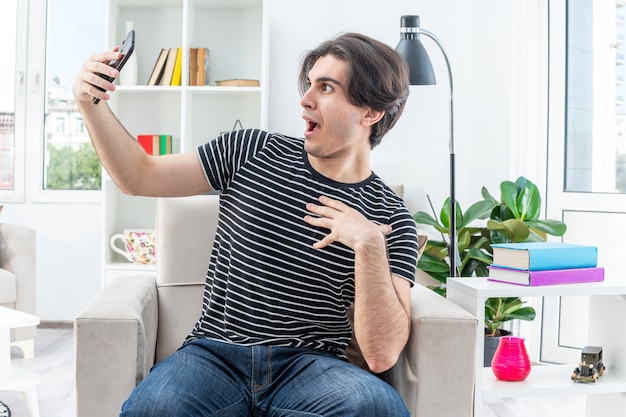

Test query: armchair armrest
[384,284,478,417]
[74,275,158,417]
[0,224,36,343]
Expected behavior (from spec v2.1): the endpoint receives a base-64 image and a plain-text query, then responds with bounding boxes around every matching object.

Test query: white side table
[0,306,40,417]
[447,277,626,417]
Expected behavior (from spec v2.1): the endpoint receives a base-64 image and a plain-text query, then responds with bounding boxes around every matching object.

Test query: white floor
[1,325,587,417]
[484,395,585,417]
[3,325,74,417]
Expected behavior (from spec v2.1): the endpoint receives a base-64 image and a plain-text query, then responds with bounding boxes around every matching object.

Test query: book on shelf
[487,265,605,286]
[215,79,260,87]
[147,48,168,86]
[160,48,179,86]
[137,134,156,155]
[196,47,210,86]
[491,242,598,271]
[137,134,173,155]
[189,47,198,86]
[170,47,183,86]
[159,134,172,155]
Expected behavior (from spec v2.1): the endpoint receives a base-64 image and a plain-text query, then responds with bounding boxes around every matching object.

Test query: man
[75,32,419,417]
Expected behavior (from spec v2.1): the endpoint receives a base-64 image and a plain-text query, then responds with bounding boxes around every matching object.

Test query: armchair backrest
[154,194,220,362]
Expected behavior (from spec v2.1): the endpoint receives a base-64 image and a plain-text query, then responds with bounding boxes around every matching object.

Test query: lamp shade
[395,15,436,86]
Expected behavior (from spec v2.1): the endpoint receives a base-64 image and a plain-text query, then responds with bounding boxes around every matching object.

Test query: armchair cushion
[0,268,16,304]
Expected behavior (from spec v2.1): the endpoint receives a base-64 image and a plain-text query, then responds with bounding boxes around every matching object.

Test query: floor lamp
[395,15,459,277]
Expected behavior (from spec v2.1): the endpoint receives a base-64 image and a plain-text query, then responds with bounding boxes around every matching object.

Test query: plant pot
[484,328,512,367]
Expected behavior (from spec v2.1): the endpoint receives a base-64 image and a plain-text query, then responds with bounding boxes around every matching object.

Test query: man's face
[300,55,372,160]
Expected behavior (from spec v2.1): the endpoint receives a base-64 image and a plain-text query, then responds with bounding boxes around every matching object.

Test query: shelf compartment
[483,364,626,399]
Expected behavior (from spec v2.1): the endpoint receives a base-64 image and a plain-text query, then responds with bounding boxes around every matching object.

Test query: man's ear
[362,108,385,127]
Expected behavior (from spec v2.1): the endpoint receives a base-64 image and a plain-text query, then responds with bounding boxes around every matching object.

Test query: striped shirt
[188,129,419,357]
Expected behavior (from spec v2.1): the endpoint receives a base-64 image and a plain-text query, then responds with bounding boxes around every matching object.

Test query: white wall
[1,201,102,322]
[2,0,529,321]
[266,0,515,214]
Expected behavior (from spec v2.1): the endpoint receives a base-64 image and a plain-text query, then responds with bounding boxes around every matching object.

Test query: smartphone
[93,29,135,104]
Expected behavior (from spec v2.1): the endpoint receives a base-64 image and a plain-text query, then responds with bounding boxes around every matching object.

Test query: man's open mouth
[306,121,320,134]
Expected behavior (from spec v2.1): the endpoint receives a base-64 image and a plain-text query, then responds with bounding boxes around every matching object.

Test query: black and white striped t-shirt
[188,129,419,357]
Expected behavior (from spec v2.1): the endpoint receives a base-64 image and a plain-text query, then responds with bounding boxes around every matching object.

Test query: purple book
[487,266,605,286]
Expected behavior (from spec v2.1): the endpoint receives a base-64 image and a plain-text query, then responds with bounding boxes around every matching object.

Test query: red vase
[491,336,531,381]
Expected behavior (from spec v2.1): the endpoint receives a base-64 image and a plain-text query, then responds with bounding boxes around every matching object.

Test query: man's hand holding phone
[79,29,135,105]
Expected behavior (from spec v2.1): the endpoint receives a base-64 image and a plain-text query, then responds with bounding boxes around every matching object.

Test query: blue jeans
[120,338,410,417]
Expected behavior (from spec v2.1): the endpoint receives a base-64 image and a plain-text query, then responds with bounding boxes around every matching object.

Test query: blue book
[491,242,598,271]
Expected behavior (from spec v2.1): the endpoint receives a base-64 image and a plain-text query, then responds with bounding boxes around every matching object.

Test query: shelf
[447,277,626,298]
[447,277,626,416]
[114,85,262,94]
[0,365,41,391]
[102,0,266,288]
[115,85,183,93]
[105,262,156,272]
[483,364,626,398]
[0,307,39,329]
[186,86,262,95]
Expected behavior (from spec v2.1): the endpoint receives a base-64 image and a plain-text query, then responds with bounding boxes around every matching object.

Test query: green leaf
[490,203,514,222]
[500,181,520,218]
[499,298,524,315]
[481,186,499,204]
[458,228,480,253]
[487,219,530,242]
[439,198,451,229]
[516,180,541,220]
[413,211,440,227]
[467,247,493,265]
[459,199,497,229]
[504,306,537,322]
[514,176,530,189]
[439,198,464,233]
[417,253,449,274]
[526,219,567,237]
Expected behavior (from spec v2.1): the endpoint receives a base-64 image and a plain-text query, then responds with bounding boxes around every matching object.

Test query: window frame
[23,0,102,204]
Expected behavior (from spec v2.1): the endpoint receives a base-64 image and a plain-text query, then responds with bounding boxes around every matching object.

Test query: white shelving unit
[447,277,626,416]
[101,0,268,286]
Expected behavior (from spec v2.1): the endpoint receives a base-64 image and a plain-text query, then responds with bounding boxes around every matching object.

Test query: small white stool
[0,306,40,417]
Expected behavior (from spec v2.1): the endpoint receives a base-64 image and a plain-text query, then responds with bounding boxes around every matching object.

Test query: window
[0,0,106,200]
[43,0,106,191]
[565,0,626,192]
[55,116,66,133]
[543,0,626,364]
[0,0,18,191]
[75,116,85,134]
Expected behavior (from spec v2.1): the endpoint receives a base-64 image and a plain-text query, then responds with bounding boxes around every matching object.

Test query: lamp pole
[395,16,458,277]
[419,29,457,277]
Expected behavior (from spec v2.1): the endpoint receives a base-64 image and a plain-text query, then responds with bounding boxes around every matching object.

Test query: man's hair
[298,32,410,148]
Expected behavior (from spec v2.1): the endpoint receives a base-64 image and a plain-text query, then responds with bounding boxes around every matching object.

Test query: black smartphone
[93,29,135,104]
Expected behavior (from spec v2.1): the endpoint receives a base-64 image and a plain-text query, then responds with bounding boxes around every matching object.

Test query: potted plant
[413,177,567,364]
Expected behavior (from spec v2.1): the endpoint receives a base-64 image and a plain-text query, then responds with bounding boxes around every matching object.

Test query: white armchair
[75,194,478,417]
[0,223,37,358]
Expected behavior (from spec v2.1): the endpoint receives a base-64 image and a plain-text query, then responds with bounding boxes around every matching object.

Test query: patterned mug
[109,229,156,264]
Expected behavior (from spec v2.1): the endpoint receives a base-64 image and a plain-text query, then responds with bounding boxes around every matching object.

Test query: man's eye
[322,84,333,92]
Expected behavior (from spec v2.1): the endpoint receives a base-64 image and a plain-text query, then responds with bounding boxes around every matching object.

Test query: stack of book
[487,242,604,286]
[147,48,182,86]
[137,134,173,155]
[147,47,210,86]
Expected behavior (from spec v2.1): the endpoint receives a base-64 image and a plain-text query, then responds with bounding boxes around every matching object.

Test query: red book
[137,135,153,154]
[487,266,605,287]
